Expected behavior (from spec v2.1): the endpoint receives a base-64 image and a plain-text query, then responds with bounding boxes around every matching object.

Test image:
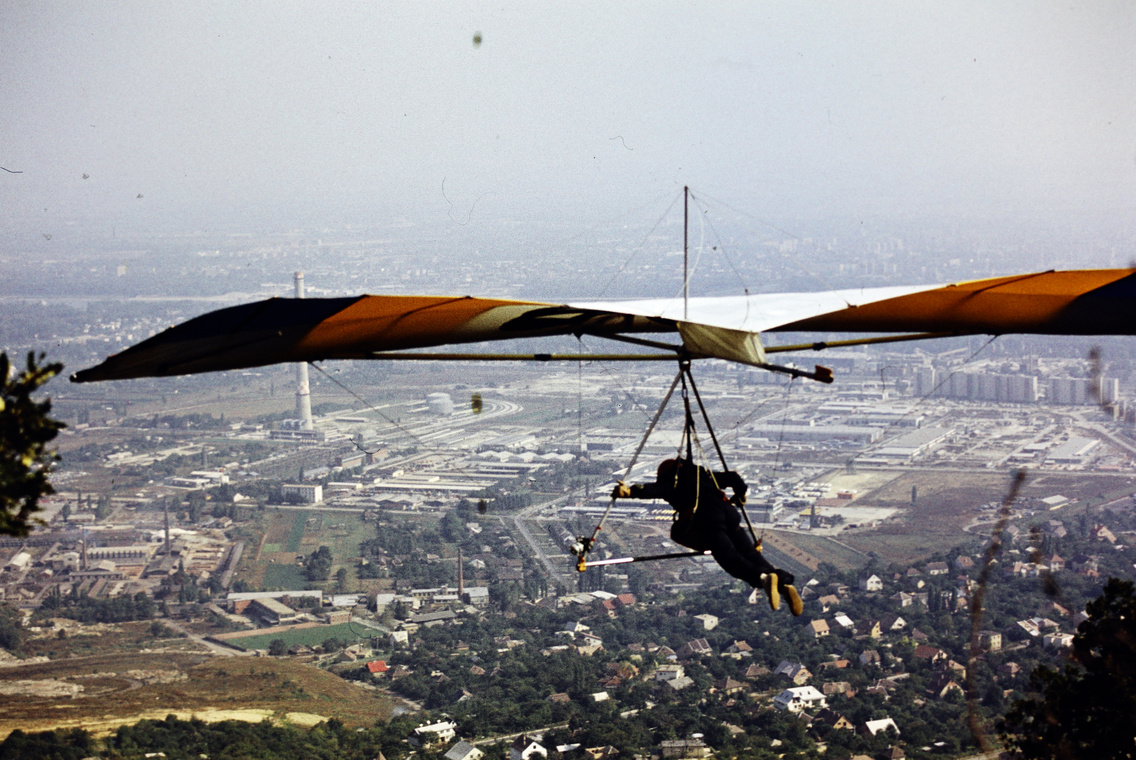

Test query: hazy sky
[2,2,1134,236]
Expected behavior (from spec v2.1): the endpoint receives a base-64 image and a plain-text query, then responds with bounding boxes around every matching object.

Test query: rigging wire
[692,189,847,294]
[686,189,753,297]
[307,362,414,455]
[771,374,796,475]
[740,373,799,550]
[864,334,1001,446]
[578,361,768,568]
[575,367,685,568]
[546,189,676,257]
[594,191,684,300]
[574,335,662,425]
[616,369,685,496]
[917,335,1000,403]
[305,362,496,488]
[674,194,708,300]
[721,381,796,436]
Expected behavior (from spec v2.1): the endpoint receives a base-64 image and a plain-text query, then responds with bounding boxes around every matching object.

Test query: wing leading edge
[71,268,1136,383]
[70,295,675,382]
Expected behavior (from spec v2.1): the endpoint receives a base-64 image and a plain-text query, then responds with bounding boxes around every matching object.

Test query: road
[511,496,578,592]
[470,722,570,747]
[160,618,252,657]
[1082,418,1136,458]
[801,461,1133,478]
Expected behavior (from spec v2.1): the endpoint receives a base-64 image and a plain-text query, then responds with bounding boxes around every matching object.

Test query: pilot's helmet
[657,458,681,483]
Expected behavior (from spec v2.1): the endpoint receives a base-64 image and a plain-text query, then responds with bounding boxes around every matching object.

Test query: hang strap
[574,366,685,570]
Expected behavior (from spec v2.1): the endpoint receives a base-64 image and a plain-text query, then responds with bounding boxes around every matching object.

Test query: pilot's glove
[612,482,631,499]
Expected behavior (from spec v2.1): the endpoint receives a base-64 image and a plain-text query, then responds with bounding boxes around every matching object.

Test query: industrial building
[740,424,882,445]
[281,484,323,503]
[873,427,949,459]
[915,367,1040,403]
[1046,437,1099,465]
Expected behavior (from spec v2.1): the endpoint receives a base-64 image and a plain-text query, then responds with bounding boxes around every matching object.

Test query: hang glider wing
[71,268,1136,383]
[571,269,1136,336]
[70,295,674,382]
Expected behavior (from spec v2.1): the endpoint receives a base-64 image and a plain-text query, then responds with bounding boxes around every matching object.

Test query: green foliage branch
[1001,577,1136,759]
[0,352,65,536]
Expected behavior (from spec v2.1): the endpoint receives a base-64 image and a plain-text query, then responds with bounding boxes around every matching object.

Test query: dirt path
[0,708,330,740]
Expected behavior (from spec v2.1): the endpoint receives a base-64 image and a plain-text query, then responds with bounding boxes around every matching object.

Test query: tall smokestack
[294,272,314,431]
[458,546,464,598]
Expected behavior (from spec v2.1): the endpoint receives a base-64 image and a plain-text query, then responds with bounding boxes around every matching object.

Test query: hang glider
[71,268,1136,384]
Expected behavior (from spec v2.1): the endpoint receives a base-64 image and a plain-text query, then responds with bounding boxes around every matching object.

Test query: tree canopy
[305,545,334,582]
[0,352,65,536]
[1001,577,1136,759]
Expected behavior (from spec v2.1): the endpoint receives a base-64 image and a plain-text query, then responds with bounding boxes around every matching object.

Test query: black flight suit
[623,460,795,591]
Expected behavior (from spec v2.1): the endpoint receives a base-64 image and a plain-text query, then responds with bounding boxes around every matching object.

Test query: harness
[572,360,761,571]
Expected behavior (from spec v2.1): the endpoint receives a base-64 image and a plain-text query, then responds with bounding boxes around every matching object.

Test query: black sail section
[71,297,364,382]
[1057,271,1136,334]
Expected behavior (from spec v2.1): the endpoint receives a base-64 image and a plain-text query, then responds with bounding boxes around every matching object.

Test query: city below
[2,223,1135,758]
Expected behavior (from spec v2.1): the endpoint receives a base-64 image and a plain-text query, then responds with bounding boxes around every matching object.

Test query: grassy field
[263,562,308,589]
[242,509,382,593]
[0,622,399,739]
[777,532,871,573]
[26,621,206,661]
[837,469,1136,565]
[286,511,308,553]
[840,470,1008,563]
[219,622,382,652]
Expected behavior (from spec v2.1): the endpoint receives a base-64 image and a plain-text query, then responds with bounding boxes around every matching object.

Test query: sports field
[216,621,382,652]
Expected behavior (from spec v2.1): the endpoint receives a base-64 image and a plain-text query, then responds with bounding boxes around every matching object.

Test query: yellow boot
[784,584,804,617]
[762,572,780,611]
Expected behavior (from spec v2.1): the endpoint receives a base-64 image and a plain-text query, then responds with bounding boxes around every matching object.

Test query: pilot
[613,458,803,615]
